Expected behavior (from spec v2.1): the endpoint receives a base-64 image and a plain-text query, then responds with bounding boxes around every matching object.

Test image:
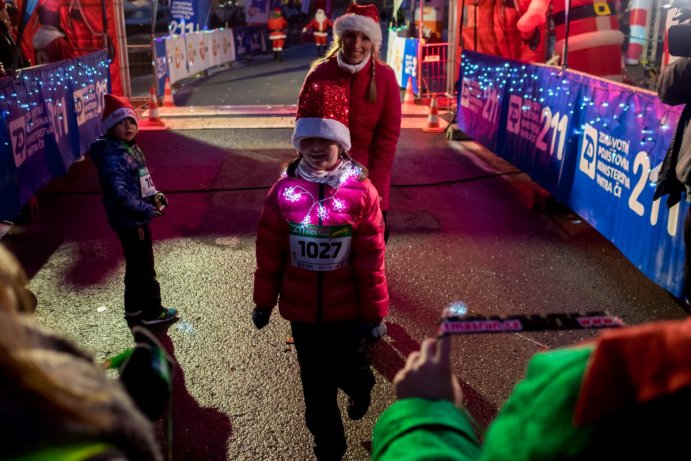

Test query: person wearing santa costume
[90,94,178,327]
[267,7,288,62]
[32,0,75,64]
[300,3,401,242]
[252,80,388,461]
[302,8,334,56]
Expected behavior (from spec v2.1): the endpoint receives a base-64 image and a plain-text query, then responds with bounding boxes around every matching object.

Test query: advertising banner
[154,38,169,97]
[456,50,686,297]
[170,0,210,34]
[402,38,419,95]
[569,74,685,294]
[185,32,206,75]
[219,28,236,64]
[0,51,109,221]
[457,51,507,152]
[166,34,190,84]
[385,36,419,94]
[232,26,267,60]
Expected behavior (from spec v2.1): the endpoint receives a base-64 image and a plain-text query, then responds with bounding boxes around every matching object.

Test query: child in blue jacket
[90,94,177,326]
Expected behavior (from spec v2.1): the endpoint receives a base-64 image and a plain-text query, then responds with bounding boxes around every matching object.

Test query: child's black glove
[358,321,387,345]
[154,192,169,209]
[153,209,165,217]
[252,306,271,329]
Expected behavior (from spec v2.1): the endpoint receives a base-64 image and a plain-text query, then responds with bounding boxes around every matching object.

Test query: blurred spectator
[372,321,691,460]
[0,244,163,460]
[0,0,29,77]
[32,0,75,64]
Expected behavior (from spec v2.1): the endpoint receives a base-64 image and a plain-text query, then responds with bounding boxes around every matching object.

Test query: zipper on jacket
[316,183,324,323]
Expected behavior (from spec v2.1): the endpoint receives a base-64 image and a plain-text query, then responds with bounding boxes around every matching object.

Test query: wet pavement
[3,124,687,460]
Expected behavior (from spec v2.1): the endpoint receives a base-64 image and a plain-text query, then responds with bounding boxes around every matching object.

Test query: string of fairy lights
[281,163,364,226]
[1,53,109,126]
[459,52,681,186]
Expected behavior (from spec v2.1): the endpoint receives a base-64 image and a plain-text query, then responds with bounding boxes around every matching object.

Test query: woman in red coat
[299,3,401,240]
[252,80,388,461]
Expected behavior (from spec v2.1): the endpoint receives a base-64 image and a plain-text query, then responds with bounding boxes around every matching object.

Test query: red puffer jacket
[254,165,388,323]
[301,56,402,210]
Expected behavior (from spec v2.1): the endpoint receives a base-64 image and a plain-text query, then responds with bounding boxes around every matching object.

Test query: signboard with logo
[165,34,191,83]
[170,0,210,34]
[0,51,109,221]
[457,50,686,297]
[385,36,419,95]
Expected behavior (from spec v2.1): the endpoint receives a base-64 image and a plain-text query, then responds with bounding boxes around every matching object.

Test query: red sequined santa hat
[102,94,138,132]
[292,80,351,152]
[333,3,382,51]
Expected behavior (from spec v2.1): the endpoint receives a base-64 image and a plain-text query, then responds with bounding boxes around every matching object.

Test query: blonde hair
[0,244,110,428]
[311,36,381,104]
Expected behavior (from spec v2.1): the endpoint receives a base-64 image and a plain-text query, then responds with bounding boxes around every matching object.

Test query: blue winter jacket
[90,136,157,231]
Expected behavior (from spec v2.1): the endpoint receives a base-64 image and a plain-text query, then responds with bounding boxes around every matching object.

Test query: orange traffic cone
[422,94,445,133]
[403,77,415,105]
[163,78,175,107]
[146,87,165,126]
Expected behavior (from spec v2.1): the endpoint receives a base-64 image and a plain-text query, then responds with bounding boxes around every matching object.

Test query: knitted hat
[102,94,138,132]
[292,80,350,152]
[333,3,382,51]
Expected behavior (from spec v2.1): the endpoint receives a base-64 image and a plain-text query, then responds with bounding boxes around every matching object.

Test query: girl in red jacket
[252,80,388,461]
[301,3,402,241]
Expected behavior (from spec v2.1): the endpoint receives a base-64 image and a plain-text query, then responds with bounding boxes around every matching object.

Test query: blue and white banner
[457,50,686,298]
[0,51,110,221]
[170,0,210,34]
[154,38,168,97]
[385,35,419,94]
[232,26,267,60]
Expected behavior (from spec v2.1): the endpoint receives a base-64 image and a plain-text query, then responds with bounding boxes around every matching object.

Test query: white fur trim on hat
[292,117,351,152]
[333,14,382,50]
[102,107,138,132]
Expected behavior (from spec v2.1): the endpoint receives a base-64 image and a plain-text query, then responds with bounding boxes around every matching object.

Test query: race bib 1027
[289,223,352,271]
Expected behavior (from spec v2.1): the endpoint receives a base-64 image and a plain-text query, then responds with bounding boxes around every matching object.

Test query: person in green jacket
[372,319,691,460]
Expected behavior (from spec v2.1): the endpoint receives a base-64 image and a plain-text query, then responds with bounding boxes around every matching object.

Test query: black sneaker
[347,393,371,421]
[141,307,178,325]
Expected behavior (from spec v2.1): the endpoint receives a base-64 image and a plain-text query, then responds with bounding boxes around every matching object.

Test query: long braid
[368,56,377,104]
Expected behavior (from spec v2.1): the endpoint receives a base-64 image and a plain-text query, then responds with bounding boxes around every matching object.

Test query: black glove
[252,307,271,329]
[153,209,164,217]
[154,192,169,209]
[358,321,387,345]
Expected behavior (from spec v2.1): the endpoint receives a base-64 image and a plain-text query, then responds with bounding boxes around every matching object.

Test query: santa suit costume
[303,8,333,55]
[32,1,74,64]
[254,81,388,460]
[300,4,401,215]
[267,8,288,61]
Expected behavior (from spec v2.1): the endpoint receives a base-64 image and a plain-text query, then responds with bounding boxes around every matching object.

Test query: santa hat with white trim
[333,3,382,51]
[102,94,138,132]
[292,80,351,152]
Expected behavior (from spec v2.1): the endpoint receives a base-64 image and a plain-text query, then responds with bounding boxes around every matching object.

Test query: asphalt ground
[3,125,687,460]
